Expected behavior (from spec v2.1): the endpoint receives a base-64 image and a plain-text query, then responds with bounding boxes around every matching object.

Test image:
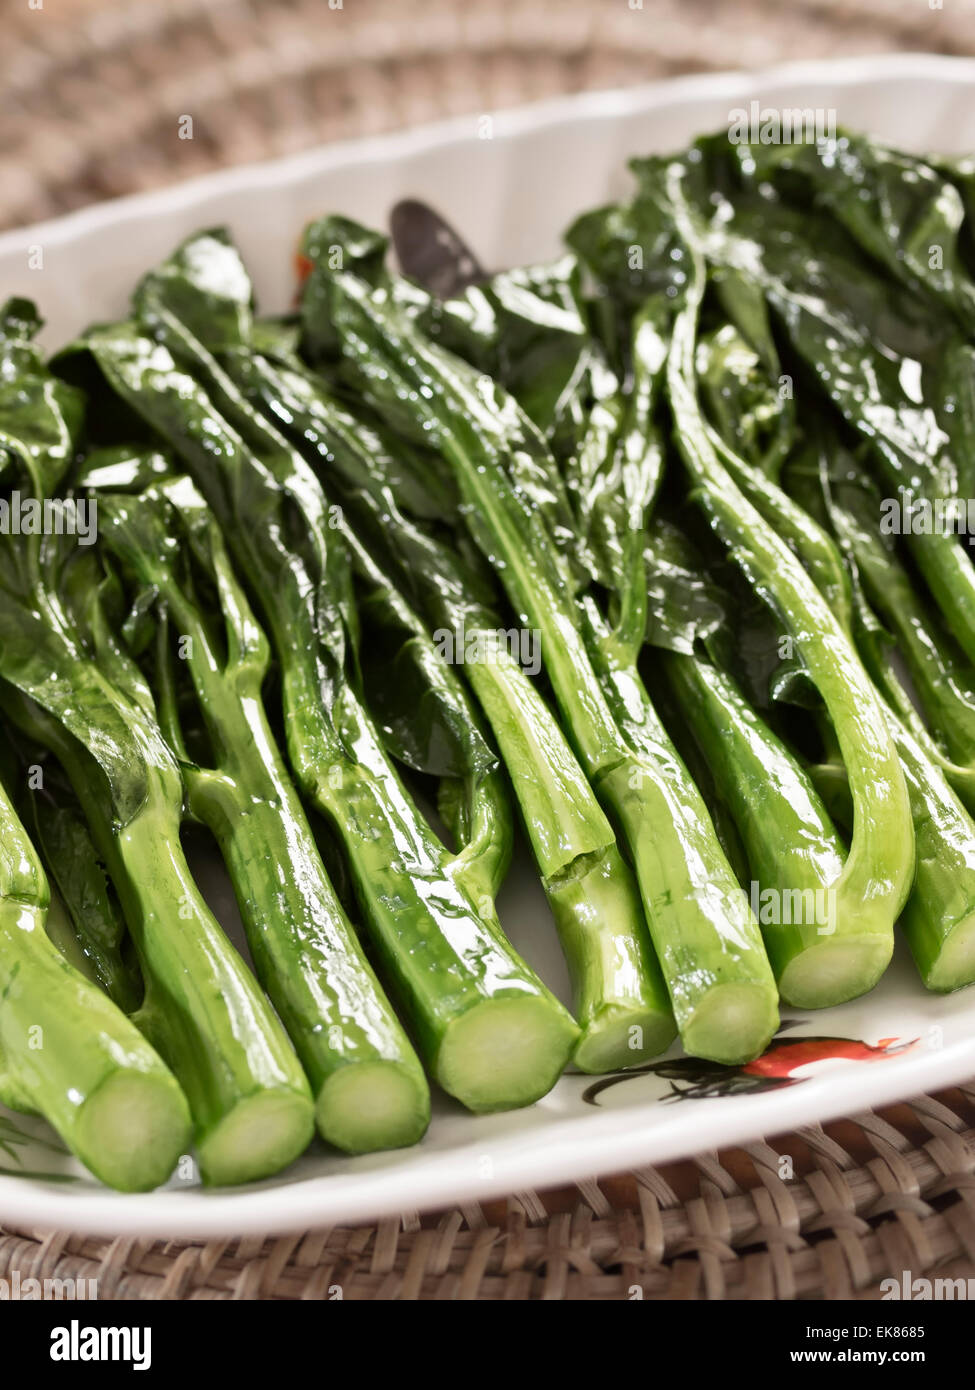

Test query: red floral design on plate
[582,1026,919,1105]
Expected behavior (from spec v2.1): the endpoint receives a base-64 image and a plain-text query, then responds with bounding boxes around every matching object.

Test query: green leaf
[0,298,84,495]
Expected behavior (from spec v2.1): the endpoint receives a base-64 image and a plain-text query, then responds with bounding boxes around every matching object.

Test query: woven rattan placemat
[3,0,975,231]
[2,1083,975,1299]
[3,0,975,1300]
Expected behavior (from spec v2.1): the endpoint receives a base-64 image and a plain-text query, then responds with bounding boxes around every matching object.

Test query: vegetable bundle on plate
[2,129,975,1190]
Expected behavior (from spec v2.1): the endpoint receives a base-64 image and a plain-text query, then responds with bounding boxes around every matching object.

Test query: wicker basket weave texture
[2,0,975,229]
[2,1084,975,1299]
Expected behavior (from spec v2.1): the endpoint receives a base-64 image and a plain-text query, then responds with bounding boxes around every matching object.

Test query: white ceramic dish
[2,52,975,1238]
